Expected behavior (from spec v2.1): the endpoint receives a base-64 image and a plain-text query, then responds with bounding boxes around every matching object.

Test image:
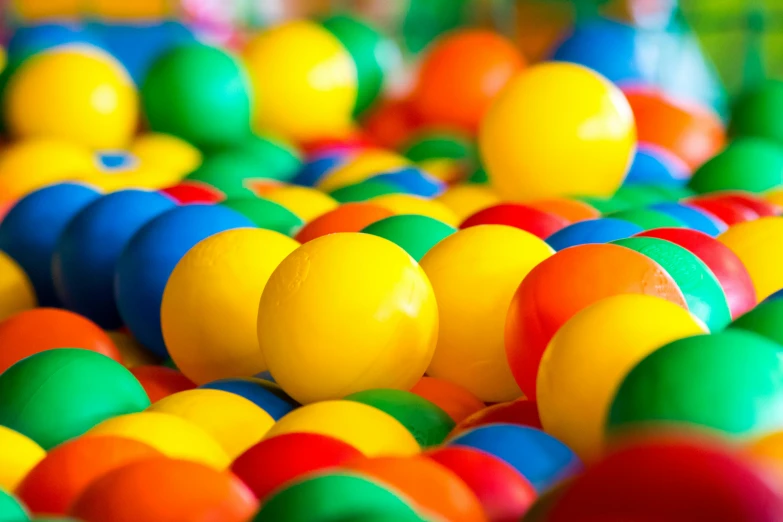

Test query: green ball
[402,131,475,163]
[253,472,420,522]
[0,349,150,449]
[731,299,783,346]
[321,14,395,117]
[141,44,252,149]
[575,196,631,214]
[608,330,783,438]
[184,151,260,198]
[612,237,731,331]
[361,215,455,262]
[0,489,28,521]
[467,166,488,184]
[606,209,685,230]
[331,515,425,522]
[218,133,302,183]
[688,138,783,194]
[330,180,403,203]
[344,389,455,447]
[643,184,696,201]
[221,197,303,236]
[613,185,670,208]
[730,80,783,146]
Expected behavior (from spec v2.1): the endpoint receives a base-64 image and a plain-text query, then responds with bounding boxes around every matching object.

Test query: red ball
[425,446,537,522]
[451,399,542,437]
[702,192,782,218]
[231,432,364,500]
[635,227,757,318]
[460,204,569,239]
[685,198,758,225]
[129,366,197,403]
[160,182,225,204]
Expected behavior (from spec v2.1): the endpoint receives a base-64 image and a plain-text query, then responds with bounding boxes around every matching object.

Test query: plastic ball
[7,23,105,63]
[53,190,175,329]
[115,204,254,356]
[293,152,352,187]
[130,133,202,178]
[637,227,757,318]
[0,426,45,492]
[232,433,363,500]
[0,489,28,521]
[141,44,251,149]
[506,243,688,399]
[0,349,149,449]
[233,133,303,184]
[687,196,758,226]
[368,167,445,198]
[448,425,581,492]
[461,203,569,239]
[264,186,339,222]
[412,29,524,132]
[344,389,455,447]
[707,192,782,217]
[264,400,420,457]
[259,233,437,403]
[607,208,685,230]
[730,79,783,146]
[0,308,121,374]
[129,366,195,403]
[480,63,635,201]
[526,198,601,224]
[420,225,552,402]
[243,21,357,142]
[649,202,725,236]
[16,436,160,515]
[295,202,392,243]
[162,228,299,384]
[330,179,403,203]
[689,138,783,194]
[361,214,455,261]
[86,412,230,469]
[731,299,783,346]
[425,446,537,522]
[184,150,267,199]
[608,330,783,439]
[545,218,644,250]
[409,377,485,424]
[5,46,137,149]
[252,472,420,522]
[719,217,783,300]
[369,194,459,226]
[746,430,783,481]
[452,399,543,436]
[160,181,224,204]
[436,185,500,222]
[219,198,301,236]
[317,150,410,192]
[200,377,299,421]
[625,144,691,186]
[70,458,257,522]
[0,252,35,321]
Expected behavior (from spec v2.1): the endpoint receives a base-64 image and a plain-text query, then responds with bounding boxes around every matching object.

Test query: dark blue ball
[201,378,300,420]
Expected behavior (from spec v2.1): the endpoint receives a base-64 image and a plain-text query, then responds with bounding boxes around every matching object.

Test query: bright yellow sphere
[86,412,230,470]
[0,251,37,322]
[369,194,460,227]
[163,228,300,385]
[258,233,438,404]
[148,389,275,460]
[265,400,420,457]
[436,184,501,222]
[420,225,553,402]
[317,150,410,192]
[0,425,45,491]
[537,294,707,460]
[131,133,203,177]
[719,217,783,301]
[480,62,636,201]
[244,20,357,142]
[5,45,139,150]
[265,185,338,222]
[76,165,183,192]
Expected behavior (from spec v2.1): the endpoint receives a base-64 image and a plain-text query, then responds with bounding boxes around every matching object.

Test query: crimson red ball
[685,198,758,225]
[160,182,225,204]
[460,203,569,239]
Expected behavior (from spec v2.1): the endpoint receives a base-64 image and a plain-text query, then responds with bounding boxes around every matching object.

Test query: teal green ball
[0,489,28,521]
[330,180,403,203]
[221,198,303,237]
[688,138,783,194]
[361,214,455,261]
[731,299,783,346]
[607,209,685,230]
[730,80,783,146]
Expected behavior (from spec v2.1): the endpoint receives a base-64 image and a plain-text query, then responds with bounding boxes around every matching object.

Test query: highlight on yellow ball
[131,133,203,178]
[719,217,783,301]
[148,389,275,460]
[369,194,460,227]
[258,233,438,405]
[436,184,501,222]
[317,150,410,192]
[4,45,139,150]
[243,20,358,142]
[264,400,420,457]
[420,225,554,403]
[86,412,230,470]
[163,228,300,385]
[0,251,37,322]
[537,294,708,460]
[0,426,45,491]
[480,62,636,201]
[264,185,338,222]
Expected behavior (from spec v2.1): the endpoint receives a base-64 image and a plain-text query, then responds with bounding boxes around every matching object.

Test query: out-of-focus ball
[625,144,691,186]
[730,80,783,146]
[648,203,725,236]
[451,398,542,435]
[719,217,783,300]
[436,185,500,222]
[200,377,299,420]
[545,218,643,251]
[409,377,485,424]
[460,203,569,239]
[0,426,45,492]
[0,250,37,321]
[527,197,601,224]
[369,194,459,226]
[130,133,202,177]
[130,366,195,403]
[732,299,783,346]
[361,214,455,261]
[0,489,28,521]
[221,197,303,236]
[317,150,410,192]
[264,186,338,222]
[689,138,783,194]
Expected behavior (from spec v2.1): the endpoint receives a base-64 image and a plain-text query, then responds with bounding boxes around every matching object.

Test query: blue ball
[448,424,581,492]
[368,167,445,198]
[115,204,255,356]
[52,190,176,329]
[200,378,300,420]
[650,202,726,237]
[625,145,690,186]
[292,153,350,187]
[546,218,643,251]
[7,23,106,62]
[0,183,101,307]
[97,151,138,171]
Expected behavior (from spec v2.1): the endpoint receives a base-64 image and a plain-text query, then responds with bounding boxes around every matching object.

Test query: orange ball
[69,457,258,522]
[294,203,394,243]
[0,308,121,373]
[17,436,161,515]
[345,456,488,522]
[362,97,422,150]
[410,377,485,424]
[527,198,601,224]
[412,30,525,133]
[129,366,196,403]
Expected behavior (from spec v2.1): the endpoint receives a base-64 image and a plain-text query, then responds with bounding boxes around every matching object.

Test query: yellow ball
[265,185,338,222]
[369,194,460,227]
[86,412,230,470]
[76,165,183,192]
[317,150,410,192]
[436,184,501,222]
[148,389,275,460]
[131,133,203,177]
[719,217,783,301]
[258,233,438,404]
[0,251,37,322]
[162,228,300,385]
[420,225,553,402]
[537,294,707,460]
[0,138,99,202]
[480,62,636,201]
[5,45,139,150]
[265,400,420,457]
[244,20,357,142]
[0,426,45,491]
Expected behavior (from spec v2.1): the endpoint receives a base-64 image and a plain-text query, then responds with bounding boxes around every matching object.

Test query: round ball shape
[131,133,202,178]
[409,377,485,424]
[545,218,643,251]
[689,138,783,194]
[200,377,299,420]
[719,217,783,300]
[730,80,783,146]
[361,214,455,261]
[0,490,28,521]
[129,366,195,403]
[649,202,725,236]
[461,203,569,239]
[731,299,783,346]
[452,398,542,435]
[221,197,303,236]
[294,203,392,243]
[0,251,37,321]
[369,194,459,226]
[0,426,45,492]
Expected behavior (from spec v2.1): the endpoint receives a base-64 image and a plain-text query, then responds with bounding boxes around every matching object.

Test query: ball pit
[452,398,542,436]
[719,217,783,301]
[129,366,195,403]
[0,426,44,492]
[361,214,455,261]
[200,377,299,421]
[408,377,485,424]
